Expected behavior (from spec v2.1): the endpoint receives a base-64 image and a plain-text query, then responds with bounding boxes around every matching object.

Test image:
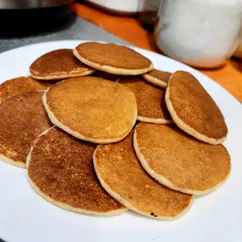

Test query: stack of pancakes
[0,42,231,220]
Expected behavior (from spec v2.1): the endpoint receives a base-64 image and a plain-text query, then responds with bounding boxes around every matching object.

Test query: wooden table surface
[73,3,242,101]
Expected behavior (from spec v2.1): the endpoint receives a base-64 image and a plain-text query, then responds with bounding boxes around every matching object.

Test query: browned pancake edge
[0,76,54,103]
[73,42,153,75]
[0,91,52,168]
[165,71,228,144]
[30,49,95,80]
[142,69,172,88]
[134,122,231,195]
[94,132,194,220]
[43,77,137,144]
[27,126,126,215]
[118,76,172,124]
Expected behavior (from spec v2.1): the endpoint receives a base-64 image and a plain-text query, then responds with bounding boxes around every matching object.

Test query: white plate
[0,40,241,242]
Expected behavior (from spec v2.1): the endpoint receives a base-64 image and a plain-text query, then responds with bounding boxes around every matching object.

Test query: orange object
[73,3,242,101]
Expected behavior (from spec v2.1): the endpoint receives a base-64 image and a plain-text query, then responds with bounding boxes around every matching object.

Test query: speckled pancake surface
[43,77,137,144]
[118,76,172,124]
[73,42,153,75]
[27,127,126,215]
[30,49,95,80]
[0,76,53,103]
[142,69,172,88]
[94,132,194,220]
[134,122,231,195]
[0,91,52,168]
[165,71,228,144]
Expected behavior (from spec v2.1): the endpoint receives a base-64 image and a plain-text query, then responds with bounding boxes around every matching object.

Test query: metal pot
[0,0,73,9]
[0,0,75,36]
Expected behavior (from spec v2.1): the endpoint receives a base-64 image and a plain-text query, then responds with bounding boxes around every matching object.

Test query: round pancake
[94,132,194,220]
[0,91,52,168]
[30,49,95,80]
[134,122,231,195]
[118,76,172,124]
[73,42,153,75]
[43,77,137,144]
[142,69,172,88]
[27,127,126,215]
[0,76,54,103]
[165,71,228,144]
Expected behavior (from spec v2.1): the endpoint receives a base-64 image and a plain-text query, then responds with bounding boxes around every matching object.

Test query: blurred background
[0,0,241,100]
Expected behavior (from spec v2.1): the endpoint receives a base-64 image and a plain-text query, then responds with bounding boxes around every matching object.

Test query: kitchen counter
[73,3,242,102]
[0,16,129,53]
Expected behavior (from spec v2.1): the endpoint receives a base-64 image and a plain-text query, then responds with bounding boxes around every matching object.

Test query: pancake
[165,71,228,144]
[73,42,153,75]
[118,76,172,124]
[93,132,194,220]
[134,122,231,195]
[0,76,54,103]
[27,127,126,215]
[43,77,137,144]
[142,69,172,88]
[0,91,52,168]
[30,49,95,80]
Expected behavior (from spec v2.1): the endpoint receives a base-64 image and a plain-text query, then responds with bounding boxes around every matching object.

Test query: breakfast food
[27,127,126,215]
[0,41,232,222]
[0,76,53,103]
[134,122,231,195]
[0,91,52,168]
[43,77,137,144]
[73,42,153,75]
[94,132,194,219]
[30,49,95,80]
[165,71,228,144]
[118,76,172,124]
[142,69,172,88]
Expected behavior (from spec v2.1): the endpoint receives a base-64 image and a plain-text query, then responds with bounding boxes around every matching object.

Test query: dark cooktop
[0,10,129,53]
[0,4,75,37]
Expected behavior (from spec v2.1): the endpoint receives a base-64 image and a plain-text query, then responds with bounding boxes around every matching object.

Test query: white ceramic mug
[154,0,242,68]
[84,0,143,14]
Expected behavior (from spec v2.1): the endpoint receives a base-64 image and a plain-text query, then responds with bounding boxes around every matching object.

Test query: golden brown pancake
[118,76,172,124]
[27,127,126,215]
[30,49,95,80]
[92,71,120,81]
[0,76,54,103]
[165,71,228,144]
[134,122,231,195]
[0,91,52,168]
[73,42,153,75]
[43,77,137,144]
[142,69,172,88]
[94,132,194,220]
